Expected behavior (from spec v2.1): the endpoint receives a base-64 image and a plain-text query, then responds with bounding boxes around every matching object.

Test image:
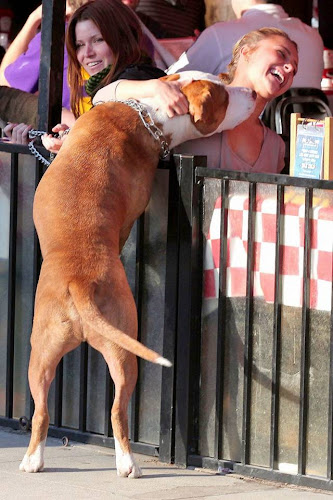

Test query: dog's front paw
[19,442,45,473]
[117,453,142,478]
[19,453,44,473]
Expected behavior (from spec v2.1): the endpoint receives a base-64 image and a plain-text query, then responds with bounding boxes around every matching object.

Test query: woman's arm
[0,86,38,125]
[0,5,43,85]
[3,108,75,149]
[93,78,190,118]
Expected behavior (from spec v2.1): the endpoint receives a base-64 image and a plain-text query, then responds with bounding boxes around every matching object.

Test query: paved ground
[0,426,332,499]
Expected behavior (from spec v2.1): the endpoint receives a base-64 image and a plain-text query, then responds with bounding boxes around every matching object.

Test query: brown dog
[19,72,256,477]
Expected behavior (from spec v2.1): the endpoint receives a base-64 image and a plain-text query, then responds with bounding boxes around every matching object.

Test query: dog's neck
[144,110,211,150]
[139,72,256,150]
[141,89,254,151]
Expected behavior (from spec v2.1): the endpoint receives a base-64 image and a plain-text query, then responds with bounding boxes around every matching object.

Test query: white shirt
[167,4,324,89]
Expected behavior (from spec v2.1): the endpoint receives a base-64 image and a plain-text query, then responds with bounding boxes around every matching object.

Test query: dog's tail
[69,282,172,367]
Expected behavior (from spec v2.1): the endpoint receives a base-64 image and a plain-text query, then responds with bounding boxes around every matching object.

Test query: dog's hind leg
[88,330,142,478]
[88,273,143,478]
[89,333,141,477]
[20,318,80,473]
[108,350,142,478]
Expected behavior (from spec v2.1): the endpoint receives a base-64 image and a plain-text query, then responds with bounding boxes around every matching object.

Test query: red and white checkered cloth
[204,194,333,311]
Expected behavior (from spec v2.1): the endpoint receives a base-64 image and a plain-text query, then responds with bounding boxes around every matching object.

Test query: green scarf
[85,65,111,96]
[84,52,154,96]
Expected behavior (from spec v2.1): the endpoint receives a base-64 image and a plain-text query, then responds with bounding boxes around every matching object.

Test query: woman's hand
[3,122,33,145]
[151,79,190,118]
[41,123,70,154]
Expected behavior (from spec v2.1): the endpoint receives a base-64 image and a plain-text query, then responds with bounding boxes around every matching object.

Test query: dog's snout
[251,90,257,100]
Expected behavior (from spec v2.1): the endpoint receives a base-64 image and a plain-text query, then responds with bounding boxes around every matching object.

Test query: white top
[167,4,324,89]
[174,123,286,173]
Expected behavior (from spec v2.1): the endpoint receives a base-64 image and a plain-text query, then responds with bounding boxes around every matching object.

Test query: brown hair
[221,27,298,84]
[66,0,144,118]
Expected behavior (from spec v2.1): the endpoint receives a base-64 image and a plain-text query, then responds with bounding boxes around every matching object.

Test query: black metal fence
[0,143,185,460]
[186,167,333,492]
[1,144,333,491]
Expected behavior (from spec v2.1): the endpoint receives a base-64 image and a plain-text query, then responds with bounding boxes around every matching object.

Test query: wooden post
[289,112,301,177]
[324,117,333,180]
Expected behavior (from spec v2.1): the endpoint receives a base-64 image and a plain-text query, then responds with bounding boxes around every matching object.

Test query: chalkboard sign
[290,114,333,180]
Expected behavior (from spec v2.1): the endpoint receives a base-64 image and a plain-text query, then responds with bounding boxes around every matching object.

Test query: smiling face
[233,35,298,101]
[75,19,114,76]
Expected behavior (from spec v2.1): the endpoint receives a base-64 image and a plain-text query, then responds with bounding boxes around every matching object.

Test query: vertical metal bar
[174,155,193,467]
[79,343,88,432]
[191,166,204,456]
[29,160,45,418]
[327,264,333,480]
[270,184,284,470]
[31,160,45,296]
[104,364,114,437]
[54,360,63,428]
[215,178,229,459]
[38,0,66,131]
[241,181,256,465]
[174,155,206,466]
[159,157,180,463]
[130,214,145,442]
[5,153,18,419]
[298,187,312,476]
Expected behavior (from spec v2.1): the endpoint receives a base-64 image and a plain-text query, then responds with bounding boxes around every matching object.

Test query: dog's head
[163,71,256,137]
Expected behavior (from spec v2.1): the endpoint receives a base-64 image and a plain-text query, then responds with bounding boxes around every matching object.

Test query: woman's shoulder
[262,122,283,141]
[261,123,285,173]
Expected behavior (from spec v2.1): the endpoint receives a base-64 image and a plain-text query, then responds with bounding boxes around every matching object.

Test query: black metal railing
[0,144,181,459]
[1,143,333,491]
[184,167,333,491]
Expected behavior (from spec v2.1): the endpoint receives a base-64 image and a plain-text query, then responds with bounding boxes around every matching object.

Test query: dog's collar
[94,98,170,159]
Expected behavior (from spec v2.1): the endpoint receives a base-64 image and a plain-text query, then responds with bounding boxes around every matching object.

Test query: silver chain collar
[94,98,170,159]
[28,128,70,166]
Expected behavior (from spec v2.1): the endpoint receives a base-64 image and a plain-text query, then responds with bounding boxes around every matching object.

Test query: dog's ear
[181,80,229,134]
[189,88,212,123]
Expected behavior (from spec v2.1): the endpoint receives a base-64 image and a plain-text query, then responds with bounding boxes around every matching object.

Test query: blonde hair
[221,27,298,84]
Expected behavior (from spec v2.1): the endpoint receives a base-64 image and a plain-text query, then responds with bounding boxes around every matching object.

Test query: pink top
[175,123,285,174]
